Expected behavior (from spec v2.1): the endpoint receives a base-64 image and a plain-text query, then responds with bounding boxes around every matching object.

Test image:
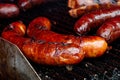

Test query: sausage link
[97,16,120,43]
[0,3,19,18]
[1,18,108,65]
[68,0,120,17]
[27,17,108,58]
[22,36,107,66]
[74,7,120,35]
[27,17,79,44]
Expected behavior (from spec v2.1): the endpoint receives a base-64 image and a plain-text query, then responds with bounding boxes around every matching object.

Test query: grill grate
[0,0,120,80]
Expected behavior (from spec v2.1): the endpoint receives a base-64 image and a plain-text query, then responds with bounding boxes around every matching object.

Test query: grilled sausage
[97,16,120,43]
[68,0,120,17]
[0,3,19,18]
[1,17,107,65]
[74,7,120,36]
[27,17,108,58]
[1,21,30,49]
[22,40,85,65]
[22,36,107,65]
[1,21,85,66]
[79,36,108,58]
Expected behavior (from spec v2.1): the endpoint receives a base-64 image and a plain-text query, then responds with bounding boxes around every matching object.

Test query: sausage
[97,16,120,43]
[68,0,120,17]
[27,17,51,37]
[74,7,120,36]
[1,18,107,66]
[27,17,108,58]
[1,21,85,66]
[22,36,107,66]
[18,0,58,11]
[0,3,19,18]
[22,40,85,65]
[1,21,30,49]
[79,36,108,58]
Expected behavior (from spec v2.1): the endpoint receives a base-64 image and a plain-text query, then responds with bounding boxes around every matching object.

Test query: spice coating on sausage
[97,17,120,43]
[0,3,19,18]
[74,7,120,35]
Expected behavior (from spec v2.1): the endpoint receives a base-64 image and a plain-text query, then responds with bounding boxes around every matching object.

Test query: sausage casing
[0,3,19,18]
[97,16,120,43]
[74,7,120,35]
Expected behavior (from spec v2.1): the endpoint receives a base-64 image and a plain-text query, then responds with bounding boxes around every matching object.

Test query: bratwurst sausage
[97,16,120,43]
[0,3,19,18]
[27,17,108,58]
[74,7,120,35]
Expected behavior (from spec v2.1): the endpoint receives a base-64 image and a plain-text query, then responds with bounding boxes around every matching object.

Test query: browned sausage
[0,3,19,18]
[27,17,108,58]
[22,40,85,65]
[68,0,120,17]
[74,7,120,36]
[97,16,120,43]
[1,18,107,66]
[1,21,85,66]
[68,0,117,9]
